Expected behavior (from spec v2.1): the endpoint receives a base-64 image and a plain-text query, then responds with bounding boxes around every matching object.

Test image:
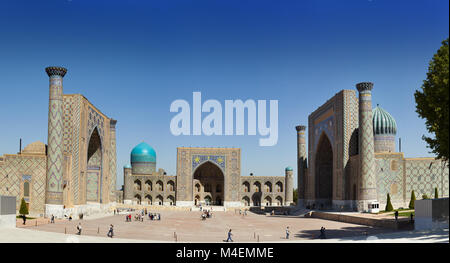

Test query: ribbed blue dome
[131,142,156,163]
[373,105,397,135]
[285,166,293,171]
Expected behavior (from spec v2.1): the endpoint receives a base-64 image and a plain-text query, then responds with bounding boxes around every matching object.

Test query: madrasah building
[295,82,449,212]
[122,145,294,208]
[0,67,117,217]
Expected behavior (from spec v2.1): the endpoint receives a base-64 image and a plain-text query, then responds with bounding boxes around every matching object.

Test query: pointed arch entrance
[315,132,333,207]
[193,161,224,206]
[87,127,103,203]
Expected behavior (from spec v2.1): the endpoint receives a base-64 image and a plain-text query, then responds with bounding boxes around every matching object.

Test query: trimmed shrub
[385,193,394,212]
[19,198,29,216]
[435,187,439,199]
[422,194,429,199]
[408,190,416,209]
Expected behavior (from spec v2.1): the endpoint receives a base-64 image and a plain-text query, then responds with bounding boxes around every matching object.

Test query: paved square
[25,210,395,242]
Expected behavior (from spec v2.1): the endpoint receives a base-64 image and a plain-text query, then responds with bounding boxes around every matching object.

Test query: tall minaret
[296,125,307,207]
[285,167,294,205]
[356,82,378,212]
[109,119,118,203]
[44,66,67,218]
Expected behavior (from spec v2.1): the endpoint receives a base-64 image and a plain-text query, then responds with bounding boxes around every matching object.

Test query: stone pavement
[0,226,447,243]
[0,210,406,242]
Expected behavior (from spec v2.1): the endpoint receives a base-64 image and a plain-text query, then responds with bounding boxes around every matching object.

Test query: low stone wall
[62,202,116,219]
[309,211,398,229]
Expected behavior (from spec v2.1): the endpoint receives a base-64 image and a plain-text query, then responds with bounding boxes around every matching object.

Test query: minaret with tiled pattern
[296,125,307,206]
[44,66,67,218]
[109,119,117,202]
[356,82,378,212]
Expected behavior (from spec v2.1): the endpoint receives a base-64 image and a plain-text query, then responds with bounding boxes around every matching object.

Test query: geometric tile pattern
[343,90,359,201]
[192,155,226,172]
[296,125,307,200]
[63,95,82,203]
[375,156,404,208]
[109,120,117,201]
[300,84,449,211]
[405,159,449,201]
[45,73,65,204]
[0,67,117,214]
[88,106,105,144]
[0,154,46,214]
[86,172,99,202]
[356,83,377,201]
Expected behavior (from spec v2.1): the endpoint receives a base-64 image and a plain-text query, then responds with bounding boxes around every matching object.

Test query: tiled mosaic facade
[45,68,66,205]
[123,166,177,206]
[299,83,449,212]
[0,148,47,215]
[356,82,377,211]
[123,147,293,207]
[0,67,117,216]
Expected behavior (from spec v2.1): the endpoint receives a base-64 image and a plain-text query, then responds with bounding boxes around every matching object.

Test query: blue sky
[0,0,448,189]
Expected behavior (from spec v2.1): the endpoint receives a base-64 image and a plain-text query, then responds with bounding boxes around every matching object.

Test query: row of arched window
[134,194,175,206]
[241,181,283,193]
[134,179,175,192]
[241,195,284,206]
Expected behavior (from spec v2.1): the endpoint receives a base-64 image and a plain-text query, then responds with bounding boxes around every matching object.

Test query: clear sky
[0,0,448,190]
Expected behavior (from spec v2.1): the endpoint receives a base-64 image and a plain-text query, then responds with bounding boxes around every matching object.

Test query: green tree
[408,190,416,209]
[19,198,28,216]
[293,188,298,205]
[435,187,439,199]
[414,38,449,162]
[422,194,429,200]
[385,193,394,212]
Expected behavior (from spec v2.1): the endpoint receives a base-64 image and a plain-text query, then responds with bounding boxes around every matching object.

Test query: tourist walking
[51,215,55,223]
[394,211,399,222]
[285,226,290,239]
[22,214,26,225]
[76,223,82,235]
[107,224,114,238]
[319,227,326,239]
[226,229,233,242]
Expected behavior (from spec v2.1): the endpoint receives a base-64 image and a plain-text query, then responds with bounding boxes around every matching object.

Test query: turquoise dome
[131,142,156,163]
[373,105,397,135]
[285,166,293,171]
[123,164,132,169]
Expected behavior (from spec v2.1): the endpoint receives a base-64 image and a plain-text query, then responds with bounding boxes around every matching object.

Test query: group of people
[125,214,131,222]
[238,209,248,216]
[201,210,212,220]
[124,210,161,222]
[149,213,161,220]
